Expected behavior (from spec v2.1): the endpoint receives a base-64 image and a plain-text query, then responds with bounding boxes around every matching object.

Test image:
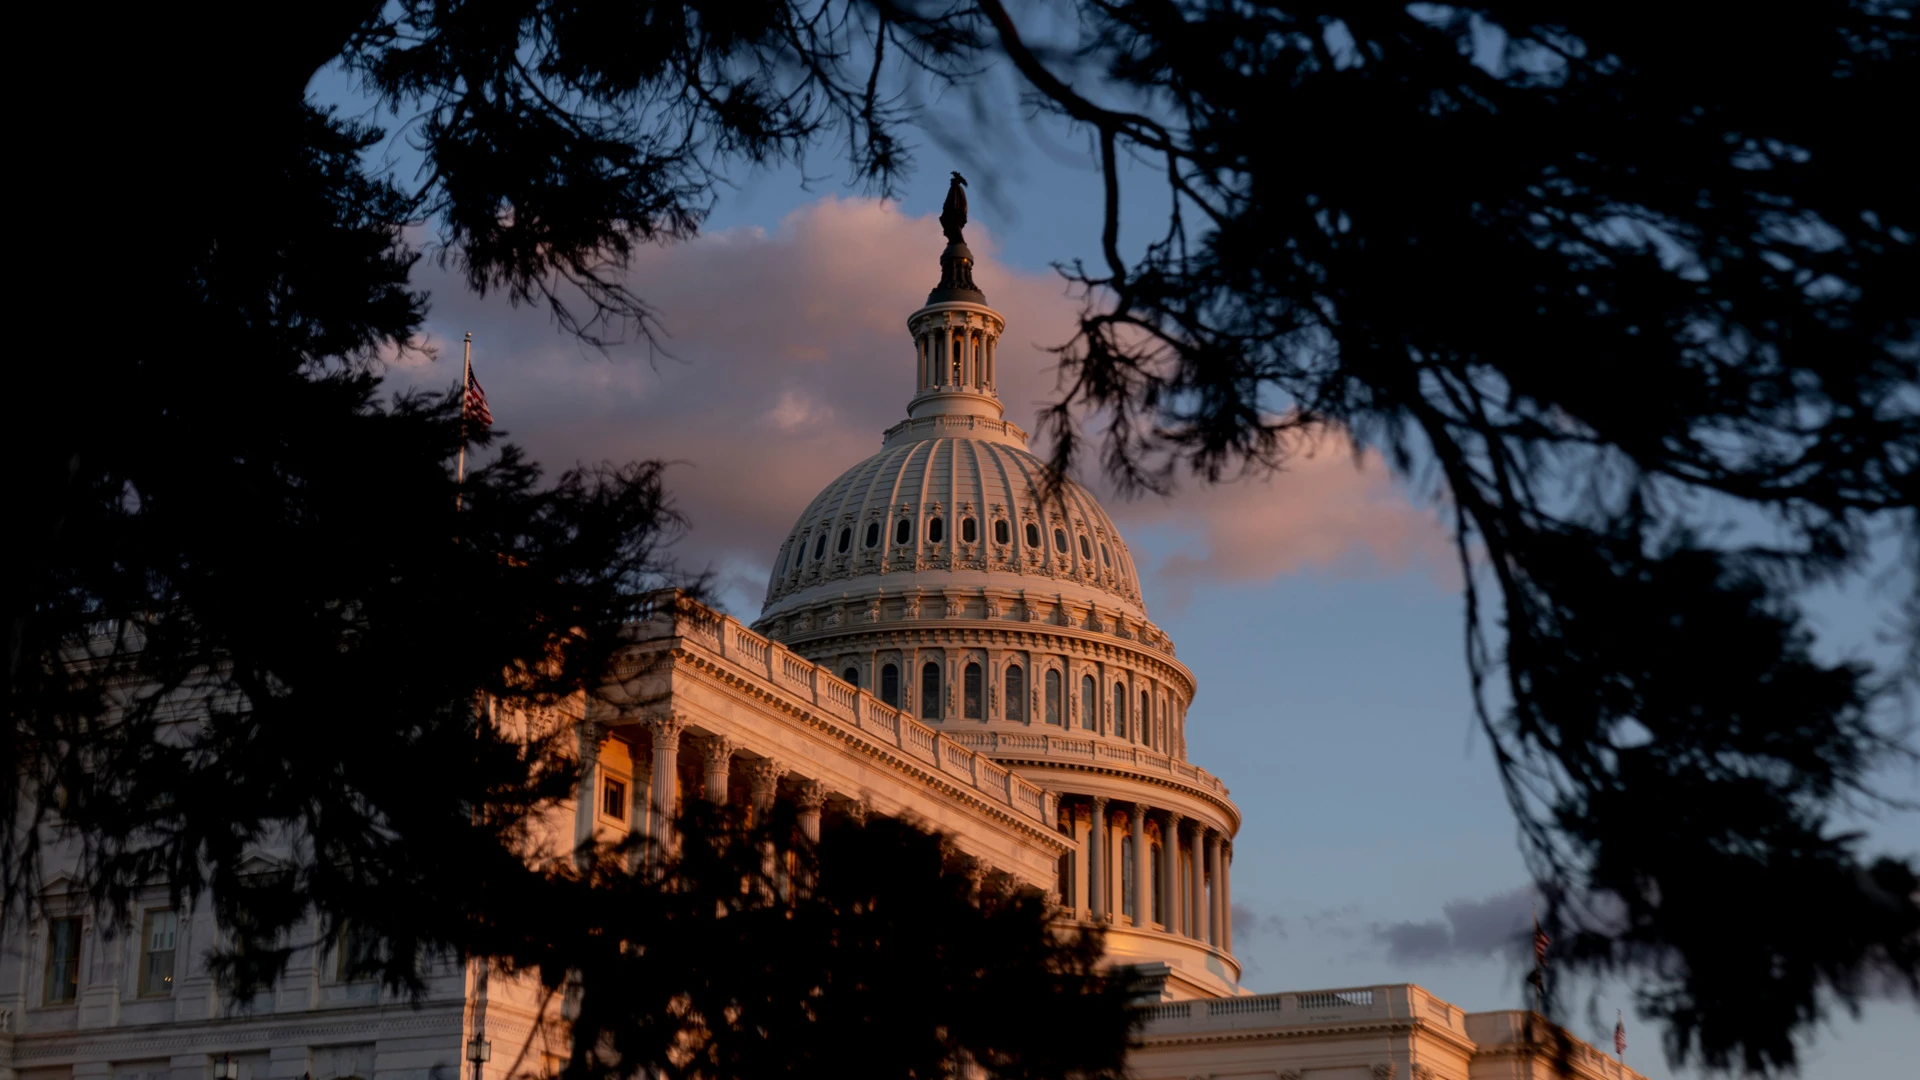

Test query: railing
[941,730,1230,800]
[1297,988,1375,1009]
[1207,996,1285,1016]
[1137,1001,1190,1022]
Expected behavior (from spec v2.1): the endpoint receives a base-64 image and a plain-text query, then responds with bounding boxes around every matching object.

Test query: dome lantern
[906,172,1005,423]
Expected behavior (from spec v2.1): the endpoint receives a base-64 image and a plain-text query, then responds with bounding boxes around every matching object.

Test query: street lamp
[464,1037,490,1080]
[212,1057,239,1080]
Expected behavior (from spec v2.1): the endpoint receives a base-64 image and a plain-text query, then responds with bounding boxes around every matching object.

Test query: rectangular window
[602,776,627,820]
[1044,669,1061,725]
[138,909,178,997]
[336,921,380,982]
[1056,851,1075,909]
[1121,842,1137,920]
[1005,665,1025,722]
[45,917,81,1004]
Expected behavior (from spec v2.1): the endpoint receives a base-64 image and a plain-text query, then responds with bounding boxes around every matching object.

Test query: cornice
[996,757,1239,830]
[773,619,1196,697]
[12,1003,463,1061]
[1136,1016,1480,1059]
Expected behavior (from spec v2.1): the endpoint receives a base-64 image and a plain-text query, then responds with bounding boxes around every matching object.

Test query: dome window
[837,527,852,554]
[1113,683,1128,739]
[843,666,860,687]
[1101,543,1111,567]
[1080,675,1097,731]
[1026,522,1042,548]
[964,662,982,719]
[961,517,977,544]
[1044,669,1062,725]
[1054,527,1069,551]
[881,663,900,708]
[920,662,942,720]
[813,533,827,560]
[895,518,912,545]
[1006,665,1026,722]
[1078,535,1093,560]
[865,521,881,548]
[928,517,945,544]
[994,519,1010,545]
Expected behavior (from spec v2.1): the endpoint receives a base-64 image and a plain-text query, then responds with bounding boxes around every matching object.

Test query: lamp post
[465,1037,490,1080]
[212,1057,239,1080]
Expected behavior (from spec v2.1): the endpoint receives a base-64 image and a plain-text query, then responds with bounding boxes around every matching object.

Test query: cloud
[1231,903,1287,940]
[391,195,1445,617]
[1372,885,1537,966]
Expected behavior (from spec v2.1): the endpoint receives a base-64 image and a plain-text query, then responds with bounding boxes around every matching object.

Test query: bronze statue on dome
[939,171,969,245]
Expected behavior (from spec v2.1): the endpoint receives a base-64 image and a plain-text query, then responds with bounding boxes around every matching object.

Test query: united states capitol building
[0,214,1644,1080]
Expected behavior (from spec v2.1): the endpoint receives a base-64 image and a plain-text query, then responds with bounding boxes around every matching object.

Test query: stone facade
[0,233,1644,1080]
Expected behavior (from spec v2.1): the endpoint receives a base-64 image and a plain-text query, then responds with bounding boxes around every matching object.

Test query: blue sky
[320,61,1918,1078]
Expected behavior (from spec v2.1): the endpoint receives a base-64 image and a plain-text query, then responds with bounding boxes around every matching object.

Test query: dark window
[881,663,900,707]
[1079,535,1093,560]
[336,920,380,982]
[1122,839,1136,919]
[1114,684,1128,739]
[813,533,827,560]
[138,909,177,997]
[1081,675,1097,730]
[1057,851,1075,908]
[1102,543,1112,566]
[1055,527,1069,551]
[994,519,1010,545]
[1044,669,1062,725]
[964,662,983,719]
[45,917,80,1004]
[1141,690,1151,743]
[1006,665,1026,722]
[837,527,852,554]
[962,517,977,543]
[865,521,881,548]
[928,517,945,544]
[601,777,626,819]
[895,518,912,545]
[921,662,942,720]
[843,666,860,687]
[1026,522,1042,547]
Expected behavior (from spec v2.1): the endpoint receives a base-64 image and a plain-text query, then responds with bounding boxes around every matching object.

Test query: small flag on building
[1533,913,1551,966]
[464,371,493,427]
[1615,1011,1627,1056]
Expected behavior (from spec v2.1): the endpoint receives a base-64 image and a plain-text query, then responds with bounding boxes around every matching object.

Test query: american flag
[1615,1011,1627,1056]
[1533,913,1551,966]
[463,371,493,427]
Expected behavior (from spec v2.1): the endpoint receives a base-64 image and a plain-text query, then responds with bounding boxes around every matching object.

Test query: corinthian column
[1188,825,1207,942]
[1087,796,1108,922]
[700,735,734,805]
[1131,803,1150,928]
[795,779,827,844]
[1161,811,1182,934]
[648,714,687,855]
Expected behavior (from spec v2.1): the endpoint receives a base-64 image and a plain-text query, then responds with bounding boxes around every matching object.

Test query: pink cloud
[394,196,1448,616]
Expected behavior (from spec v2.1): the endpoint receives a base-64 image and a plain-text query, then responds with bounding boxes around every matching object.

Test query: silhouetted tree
[11,2,1917,1075]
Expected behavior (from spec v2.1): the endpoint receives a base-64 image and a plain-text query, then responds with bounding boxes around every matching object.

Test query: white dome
[758,422,1148,626]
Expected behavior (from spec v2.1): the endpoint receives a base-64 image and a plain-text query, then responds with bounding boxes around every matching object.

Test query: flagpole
[456,332,472,510]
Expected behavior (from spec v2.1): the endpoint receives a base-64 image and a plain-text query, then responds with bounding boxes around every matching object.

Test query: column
[745,758,783,820]
[1188,825,1207,942]
[1221,840,1234,953]
[700,735,733,805]
[1207,831,1224,947]
[648,715,686,854]
[626,756,652,874]
[796,779,827,844]
[1161,811,1183,935]
[1087,796,1108,922]
[1131,803,1150,929]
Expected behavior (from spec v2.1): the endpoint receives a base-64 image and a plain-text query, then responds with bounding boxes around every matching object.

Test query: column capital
[794,778,828,813]
[699,734,735,768]
[647,711,691,748]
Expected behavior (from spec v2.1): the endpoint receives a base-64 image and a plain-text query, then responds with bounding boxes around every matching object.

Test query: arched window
[927,517,945,544]
[813,533,827,560]
[921,662,942,720]
[1114,683,1128,739]
[1005,665,1026,722]
[1141,689,1151,743]
[1044,669,1062,725]
[1026,522,1042,548]
[1079,535,1093,560]
[994,519,1010,545]
[865,521,882,548]
[964,662,982,719]
[1101,542,1112,566]
[1080,675,1097,731]
[837,527,852,554]
[842,666,860,687]
[1122,837,1137,920]
[881,663,900,707]
[962,517,977,543]
[1055,527,1070,551]
[896,518,912,545]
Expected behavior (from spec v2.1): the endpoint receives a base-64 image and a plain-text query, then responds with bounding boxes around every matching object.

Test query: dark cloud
[1231,903,1286,939]
[1372,885,1537,966]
